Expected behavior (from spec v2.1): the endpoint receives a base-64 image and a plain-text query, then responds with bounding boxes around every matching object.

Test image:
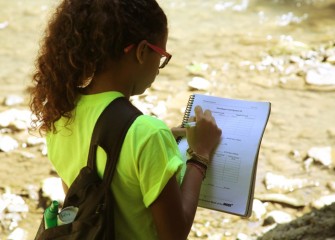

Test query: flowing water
[1,0,335,239]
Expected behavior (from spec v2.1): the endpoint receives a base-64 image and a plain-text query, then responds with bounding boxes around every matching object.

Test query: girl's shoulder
[128,114,175,143]
[132,114,170,131]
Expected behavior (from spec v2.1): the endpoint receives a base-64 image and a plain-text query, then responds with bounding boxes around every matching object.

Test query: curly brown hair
[29,0,167,134]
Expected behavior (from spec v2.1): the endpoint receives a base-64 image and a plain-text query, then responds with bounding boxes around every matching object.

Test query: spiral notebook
[178,94,271,217]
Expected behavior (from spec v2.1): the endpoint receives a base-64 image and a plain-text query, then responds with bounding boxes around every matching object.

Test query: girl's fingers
[188,116,196,122]
[204,109,212,117]
[193,105,217,126]
[194,106,203,119]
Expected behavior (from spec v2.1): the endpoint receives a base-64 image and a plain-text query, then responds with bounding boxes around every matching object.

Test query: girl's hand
[186,105,222,159]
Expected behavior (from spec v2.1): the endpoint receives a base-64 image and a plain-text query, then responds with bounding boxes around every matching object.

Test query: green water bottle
[44,200,59,229]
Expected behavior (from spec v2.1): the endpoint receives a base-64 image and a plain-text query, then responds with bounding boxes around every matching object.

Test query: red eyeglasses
[124,41,172,69]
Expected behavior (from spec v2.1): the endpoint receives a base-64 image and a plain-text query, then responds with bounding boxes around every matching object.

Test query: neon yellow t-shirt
[46,91,183,239]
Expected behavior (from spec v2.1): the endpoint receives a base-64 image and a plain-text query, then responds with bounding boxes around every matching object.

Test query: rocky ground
[1,39,335,239]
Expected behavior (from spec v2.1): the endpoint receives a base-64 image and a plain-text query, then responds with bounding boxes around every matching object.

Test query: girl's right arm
[150,106,222,240]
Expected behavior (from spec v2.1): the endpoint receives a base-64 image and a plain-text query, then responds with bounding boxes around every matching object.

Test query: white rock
[264,172,319,193]
[306,63,335,86]
[252,199,267,220]
[26,136,46,146]
[188,77,211,91]
[303,157,314,171]
[144,95,158,103]
[270,38,310,55]
[25,184,39,201]
[276,12,308,26]
[266,210,293,224]
[208,233,224,240]
[3,95,24,107]
[0,109,32,130]
[0,135,19,152]
[233,0,249,12]
[326,55,335,64]
[327,181,335,191]
[307,146,333,167]
[5,212,22,226]
[214,2,234,11]
[130,98,152,115]
[237,233,252,240]
[0,198,6,213]
[312,194,335,209]
[40,144,48,156]
[1,191,29,214]
[5,194,29,213]
[151,101,167,117]
[42,177,65,203]
[7,227,27,240]
[186,62,209,76]
[0,21,9,29]
[11,120,27,131]
[255,193,306,208]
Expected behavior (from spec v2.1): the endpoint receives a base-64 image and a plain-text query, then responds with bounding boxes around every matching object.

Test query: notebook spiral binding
[176,94,195,144]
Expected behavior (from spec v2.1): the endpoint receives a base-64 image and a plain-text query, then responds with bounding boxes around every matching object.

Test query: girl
[29,0,222,239]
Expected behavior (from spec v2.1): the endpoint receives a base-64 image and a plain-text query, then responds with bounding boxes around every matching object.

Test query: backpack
[34,97,143,240]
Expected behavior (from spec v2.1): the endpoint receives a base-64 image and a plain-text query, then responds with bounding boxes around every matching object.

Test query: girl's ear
[136,40,148,64]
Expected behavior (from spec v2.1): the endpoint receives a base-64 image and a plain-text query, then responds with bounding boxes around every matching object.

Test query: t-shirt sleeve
[136,120,183,207]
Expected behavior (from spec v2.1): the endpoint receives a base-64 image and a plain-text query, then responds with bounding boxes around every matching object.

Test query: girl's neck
[80,59,133,98]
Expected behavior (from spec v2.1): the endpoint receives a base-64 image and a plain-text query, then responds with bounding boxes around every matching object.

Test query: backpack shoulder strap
[87,97,142,185]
